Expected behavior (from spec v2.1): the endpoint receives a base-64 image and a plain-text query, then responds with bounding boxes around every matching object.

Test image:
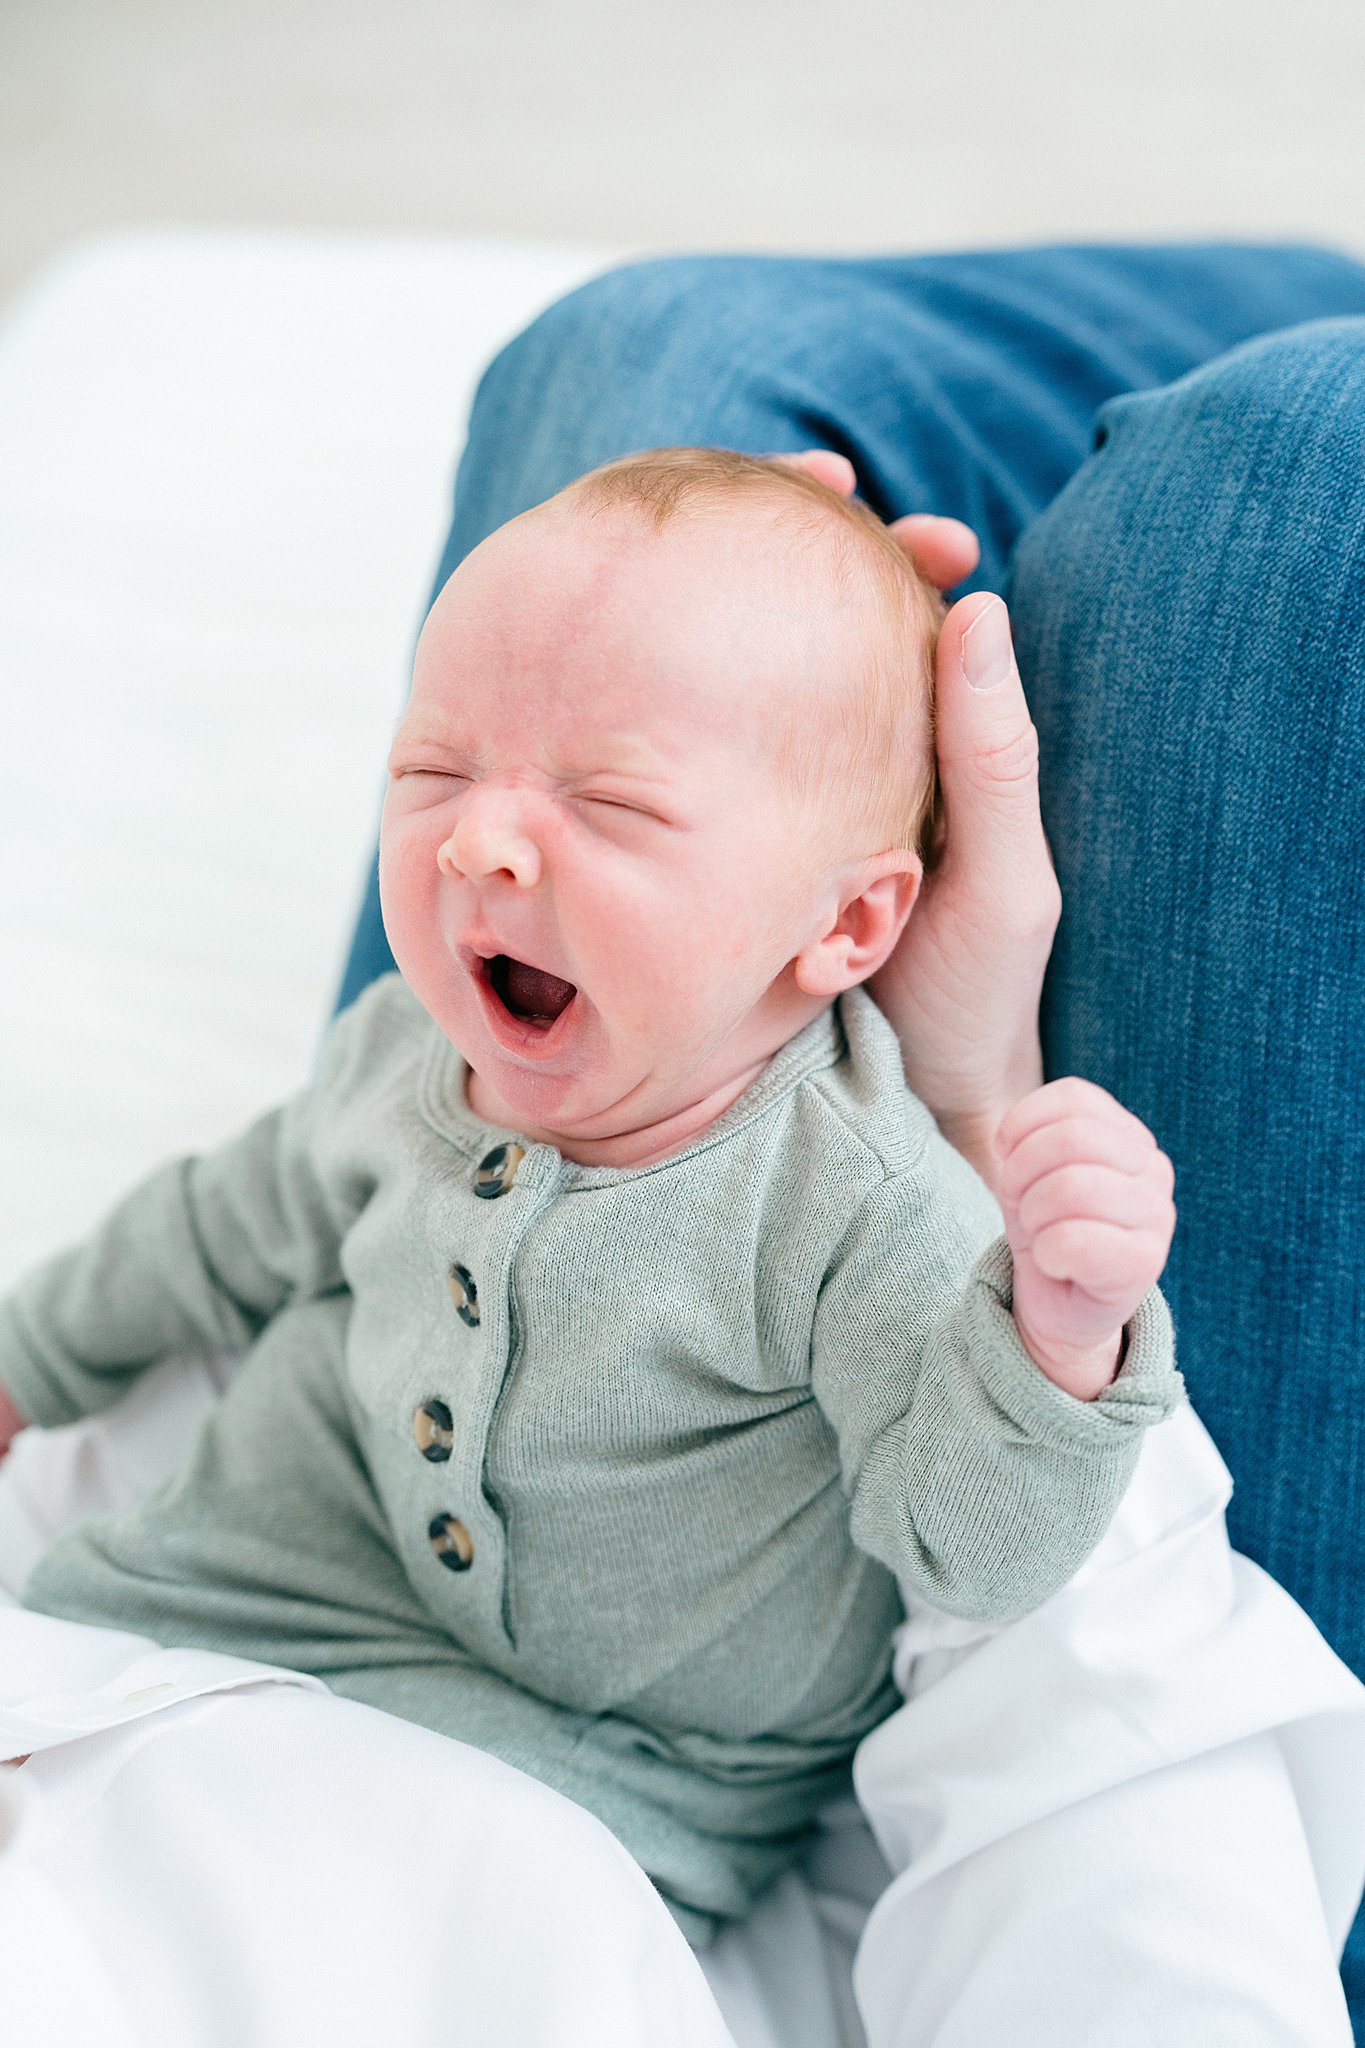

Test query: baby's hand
[994,1078,1176,1402]
[0,1380,27,1463]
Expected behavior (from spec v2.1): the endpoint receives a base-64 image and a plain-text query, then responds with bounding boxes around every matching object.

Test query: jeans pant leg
[1007,318,1365,2019]
[336,242,1365,1008]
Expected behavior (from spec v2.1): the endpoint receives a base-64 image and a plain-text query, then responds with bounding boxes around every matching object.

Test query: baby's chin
[462,1057,664,1163]
[464,1023,802,1170]
[406,953,613,1137]
[447,966,823,1165]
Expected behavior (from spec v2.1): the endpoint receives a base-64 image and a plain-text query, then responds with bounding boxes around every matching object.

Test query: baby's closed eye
[388,767,471,805]
[565,786,680,834]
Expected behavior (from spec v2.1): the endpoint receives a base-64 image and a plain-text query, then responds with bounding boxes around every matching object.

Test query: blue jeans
[336,242,1365,2014]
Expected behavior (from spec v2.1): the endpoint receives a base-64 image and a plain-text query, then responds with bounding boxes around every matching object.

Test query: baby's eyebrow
[387,716,474,762]
[553,727,680,779]
[559,754,673,789]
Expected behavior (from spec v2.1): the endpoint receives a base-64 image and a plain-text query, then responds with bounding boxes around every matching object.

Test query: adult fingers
[771,449,857,495]
[888,512,981,591]
[932,592,1061,925]
[769,455,982,593]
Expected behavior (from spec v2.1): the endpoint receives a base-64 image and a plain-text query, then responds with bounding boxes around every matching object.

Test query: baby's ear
[794,852,921,998]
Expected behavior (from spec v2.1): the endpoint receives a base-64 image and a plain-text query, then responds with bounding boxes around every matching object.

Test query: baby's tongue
[504,959,576,1020]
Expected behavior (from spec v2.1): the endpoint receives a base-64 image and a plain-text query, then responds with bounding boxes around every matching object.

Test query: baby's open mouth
[486,954,578,1029]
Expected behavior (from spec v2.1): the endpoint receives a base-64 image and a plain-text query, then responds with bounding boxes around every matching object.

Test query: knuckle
[1034,876,1064,937]
[996,865,1062,942]
[966,721,1041,791]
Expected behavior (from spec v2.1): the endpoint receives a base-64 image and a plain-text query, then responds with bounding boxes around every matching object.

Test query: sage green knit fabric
[0,977,1180,1940]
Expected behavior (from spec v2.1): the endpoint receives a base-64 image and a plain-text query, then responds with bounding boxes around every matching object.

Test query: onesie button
[473,1143,525,1198]
[413,1398,455,1462]
[428,1513,474,1571]
[447,1263,480,1326]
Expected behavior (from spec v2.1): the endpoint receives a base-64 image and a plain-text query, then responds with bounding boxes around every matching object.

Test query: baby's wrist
[1013,1319,1126,1403]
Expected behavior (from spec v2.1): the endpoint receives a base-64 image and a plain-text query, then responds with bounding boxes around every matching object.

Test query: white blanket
[2,1381,1361,2047]
[1,234,1362,2047]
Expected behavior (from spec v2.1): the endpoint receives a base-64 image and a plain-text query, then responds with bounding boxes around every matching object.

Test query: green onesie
[0,977,1181,1939]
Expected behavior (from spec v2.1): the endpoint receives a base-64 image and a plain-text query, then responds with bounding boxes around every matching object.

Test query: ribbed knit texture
[1,976,1181,1939]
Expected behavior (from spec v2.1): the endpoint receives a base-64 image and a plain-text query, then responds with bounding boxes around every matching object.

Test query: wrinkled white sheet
[2,1361,1362,2047]
[0,1639,739,2048]
[2,235,1363,2047]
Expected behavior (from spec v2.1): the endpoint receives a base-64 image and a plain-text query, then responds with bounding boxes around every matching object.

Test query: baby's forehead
[427,470,931,731]
[551,480,878,594]
[495,493,873,674]
[415,475,936,851]
[415,507,824,754]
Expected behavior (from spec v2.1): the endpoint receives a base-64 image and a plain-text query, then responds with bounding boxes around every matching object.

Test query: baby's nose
[437,788,543,889]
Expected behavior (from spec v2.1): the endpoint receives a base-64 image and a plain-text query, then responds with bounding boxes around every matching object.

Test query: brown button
[447,1263,480,1327]
[473,1143,525,1199]
[428,1513,474,1571]
[413,1398,454,1463]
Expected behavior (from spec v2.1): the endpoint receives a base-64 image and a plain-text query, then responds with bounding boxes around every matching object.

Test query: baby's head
[568,450,943,864]
[380,449,941,1159]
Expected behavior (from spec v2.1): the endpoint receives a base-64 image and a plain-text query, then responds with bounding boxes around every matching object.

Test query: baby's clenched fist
[993,1077,1176,1402]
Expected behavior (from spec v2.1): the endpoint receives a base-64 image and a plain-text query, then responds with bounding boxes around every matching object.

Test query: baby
[0,449,1180,1941]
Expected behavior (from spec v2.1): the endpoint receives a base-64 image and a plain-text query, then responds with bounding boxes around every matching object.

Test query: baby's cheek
[572,851,759,1028]
[583,879,695,1016]
[376,820,415,910]
[379,833,442,970]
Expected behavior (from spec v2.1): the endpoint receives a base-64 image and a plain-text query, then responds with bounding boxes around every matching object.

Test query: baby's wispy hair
[565,447,943,862]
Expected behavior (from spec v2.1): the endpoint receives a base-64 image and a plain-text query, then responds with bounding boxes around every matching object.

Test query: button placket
[416,1253,480,1552]
[415,1137,545,1628]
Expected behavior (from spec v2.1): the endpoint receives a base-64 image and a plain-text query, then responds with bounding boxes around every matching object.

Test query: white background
[3,0,1365,311]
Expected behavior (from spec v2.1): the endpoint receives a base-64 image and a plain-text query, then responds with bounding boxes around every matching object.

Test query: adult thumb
[933,592,1051,875]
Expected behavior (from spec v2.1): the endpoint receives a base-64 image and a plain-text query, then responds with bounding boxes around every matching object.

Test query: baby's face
[380,499,882,1155]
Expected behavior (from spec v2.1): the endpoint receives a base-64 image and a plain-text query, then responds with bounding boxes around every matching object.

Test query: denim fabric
[1009,313,1365,1684]
[337,241,1365,1008]
[1009,316,1365,2018]
[334,242,1365,2015]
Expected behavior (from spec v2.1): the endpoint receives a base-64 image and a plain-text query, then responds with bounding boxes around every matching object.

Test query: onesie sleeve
[810,1124,1184,1624]
[0,982,393,1430]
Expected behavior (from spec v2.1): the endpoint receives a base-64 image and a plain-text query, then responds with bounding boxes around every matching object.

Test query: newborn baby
[0,449,1180,1940]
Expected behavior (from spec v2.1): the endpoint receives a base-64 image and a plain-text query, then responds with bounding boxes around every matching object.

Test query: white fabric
[2,1342,1362,2045]
[1,234,1363,2046]
[0,1671,736,2048]
[855,1407,1365,2046]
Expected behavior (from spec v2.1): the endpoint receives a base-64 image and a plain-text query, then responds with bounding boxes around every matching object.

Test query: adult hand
[777,449,981,588]
[780,451,1062,1195]
[875,584,1060,1193]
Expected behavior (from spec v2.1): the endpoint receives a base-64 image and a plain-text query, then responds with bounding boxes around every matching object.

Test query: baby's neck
[464,1054,778,1170]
